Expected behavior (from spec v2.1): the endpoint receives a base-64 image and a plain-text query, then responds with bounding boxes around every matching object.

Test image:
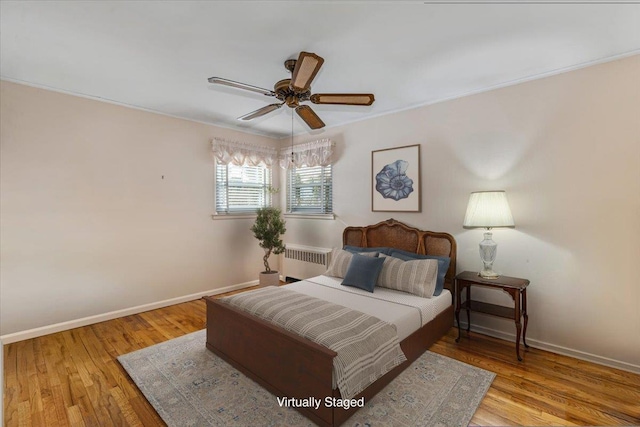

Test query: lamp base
[478,231,499,279]
[479,269,499,279]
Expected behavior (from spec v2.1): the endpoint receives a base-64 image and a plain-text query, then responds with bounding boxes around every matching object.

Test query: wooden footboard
[206,296,453,427]
[205,296,337,426]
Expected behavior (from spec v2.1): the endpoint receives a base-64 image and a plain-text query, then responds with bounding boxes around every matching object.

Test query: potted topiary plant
[251,207,286,286]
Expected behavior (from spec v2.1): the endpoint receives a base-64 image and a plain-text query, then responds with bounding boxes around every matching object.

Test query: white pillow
[324,248,378,278]
[377,255,438,298]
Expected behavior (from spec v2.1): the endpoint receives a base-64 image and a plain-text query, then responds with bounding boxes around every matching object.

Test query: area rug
[118,330,494,427]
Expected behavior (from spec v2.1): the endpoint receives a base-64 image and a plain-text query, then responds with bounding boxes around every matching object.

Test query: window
[215,162,272,214]
[287,165,332,214]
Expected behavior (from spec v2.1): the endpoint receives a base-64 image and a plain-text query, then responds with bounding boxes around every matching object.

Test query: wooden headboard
[342,218,457,293]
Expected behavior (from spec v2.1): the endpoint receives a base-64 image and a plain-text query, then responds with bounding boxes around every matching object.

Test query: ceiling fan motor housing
[274,78,310,108]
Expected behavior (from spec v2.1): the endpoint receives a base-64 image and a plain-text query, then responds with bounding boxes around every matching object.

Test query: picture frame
[371,144,421,212]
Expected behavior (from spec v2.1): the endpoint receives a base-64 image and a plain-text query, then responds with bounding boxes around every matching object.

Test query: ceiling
[1,1,639,139]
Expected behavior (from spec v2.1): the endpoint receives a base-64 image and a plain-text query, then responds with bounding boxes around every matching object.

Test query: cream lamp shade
[463,191,515,229]
[463,191,514,279]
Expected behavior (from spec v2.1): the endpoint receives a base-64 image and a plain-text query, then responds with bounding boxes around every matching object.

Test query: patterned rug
[118,330,494,427]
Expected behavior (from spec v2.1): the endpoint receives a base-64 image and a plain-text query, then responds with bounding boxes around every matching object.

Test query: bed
[205,219,457,426]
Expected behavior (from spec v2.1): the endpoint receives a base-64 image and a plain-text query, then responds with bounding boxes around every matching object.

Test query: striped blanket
[220,286,407,399]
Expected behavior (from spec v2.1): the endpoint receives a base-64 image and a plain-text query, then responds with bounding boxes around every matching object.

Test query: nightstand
[455,271,530,361]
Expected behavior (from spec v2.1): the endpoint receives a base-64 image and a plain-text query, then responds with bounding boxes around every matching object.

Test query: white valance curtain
[279,138,333,169]
[211,137,334,169]
[211,138,279,167]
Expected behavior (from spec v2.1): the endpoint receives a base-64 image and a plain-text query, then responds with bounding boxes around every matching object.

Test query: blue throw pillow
[343,245,393,256]
[389,250,450,296]
[341,253,385,293]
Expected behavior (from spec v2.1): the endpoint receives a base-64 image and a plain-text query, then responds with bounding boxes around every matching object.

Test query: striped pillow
[377,255,438,298]
[324,248,378,278]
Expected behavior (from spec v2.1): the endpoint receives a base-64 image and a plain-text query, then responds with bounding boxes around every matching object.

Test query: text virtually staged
[276,396,366,411]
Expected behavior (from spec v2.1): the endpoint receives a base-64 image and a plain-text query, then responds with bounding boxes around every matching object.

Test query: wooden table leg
[522,289,529,349]
[465,284,471,332]
[455,280,462,342]
[514,289,523,361]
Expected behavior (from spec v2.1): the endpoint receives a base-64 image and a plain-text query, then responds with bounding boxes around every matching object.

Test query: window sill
[284,213,335,220]
[211,213,257,220]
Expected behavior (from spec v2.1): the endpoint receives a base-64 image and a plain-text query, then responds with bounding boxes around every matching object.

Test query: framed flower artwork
[371,144,421,212]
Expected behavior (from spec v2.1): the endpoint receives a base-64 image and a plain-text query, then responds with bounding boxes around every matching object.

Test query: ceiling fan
[208,52,375,130]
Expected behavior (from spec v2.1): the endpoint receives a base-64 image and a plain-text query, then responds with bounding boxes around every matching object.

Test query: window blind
[287,165,332,214]
[216,163,271,214]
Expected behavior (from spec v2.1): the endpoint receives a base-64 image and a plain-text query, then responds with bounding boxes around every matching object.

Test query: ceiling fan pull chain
[291,109,294,163]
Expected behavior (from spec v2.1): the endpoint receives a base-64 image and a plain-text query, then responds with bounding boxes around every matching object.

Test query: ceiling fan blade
[290,52,324,92]
[238,103,283,121]
[208,77,275,97]
[310,93,375,106]
[295,105,325,129]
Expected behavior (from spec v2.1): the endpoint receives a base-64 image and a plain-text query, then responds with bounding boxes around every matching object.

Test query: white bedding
[285,275,451,341]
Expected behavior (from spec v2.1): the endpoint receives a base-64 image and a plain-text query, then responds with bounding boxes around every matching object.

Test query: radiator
[283,244,332,281]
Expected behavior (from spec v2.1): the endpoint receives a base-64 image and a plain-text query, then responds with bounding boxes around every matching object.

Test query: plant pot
[259,271,280,287]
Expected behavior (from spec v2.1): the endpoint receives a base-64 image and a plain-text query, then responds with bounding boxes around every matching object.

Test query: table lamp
[463,190,515,279]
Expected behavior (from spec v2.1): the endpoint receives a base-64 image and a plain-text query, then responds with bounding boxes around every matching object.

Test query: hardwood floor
[4,288,640,426]
[433,331,640,426]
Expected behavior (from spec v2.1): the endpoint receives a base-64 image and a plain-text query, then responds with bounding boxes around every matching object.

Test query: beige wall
[281,55,640,371]
[0,81,279,335]
[2,55,638,372]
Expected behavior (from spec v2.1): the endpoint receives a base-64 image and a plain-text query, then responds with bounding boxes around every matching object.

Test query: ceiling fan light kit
[208,51,375,130]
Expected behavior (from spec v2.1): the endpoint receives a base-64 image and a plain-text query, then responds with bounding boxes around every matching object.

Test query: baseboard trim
[458,321,640,374]
[0,280,259,345]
